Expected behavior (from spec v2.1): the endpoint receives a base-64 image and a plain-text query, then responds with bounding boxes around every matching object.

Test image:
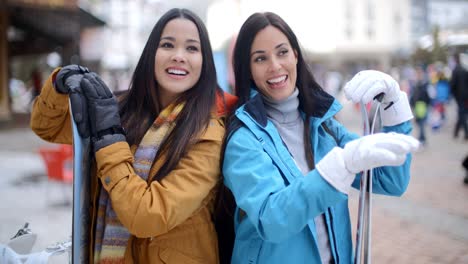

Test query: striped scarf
[93,102,185,263]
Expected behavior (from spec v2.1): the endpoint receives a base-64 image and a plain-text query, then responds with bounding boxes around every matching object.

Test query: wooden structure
[0,0,105,121]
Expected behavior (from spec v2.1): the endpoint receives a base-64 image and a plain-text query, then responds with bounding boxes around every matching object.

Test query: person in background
[30,8,236,263]
[463,154,468,185]
[30,68,42,99]
[221,12,419,264]
[450,53,468,140]
[430,68,450,130]
[28,68,42,108]
[410,66,431,145]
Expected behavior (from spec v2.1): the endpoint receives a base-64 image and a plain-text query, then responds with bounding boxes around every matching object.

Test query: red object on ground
[38,145,73,183]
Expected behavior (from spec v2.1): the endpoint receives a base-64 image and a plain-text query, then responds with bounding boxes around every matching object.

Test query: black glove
[80,72,126,152]
[55,64,89,94]
[54,65,90,138]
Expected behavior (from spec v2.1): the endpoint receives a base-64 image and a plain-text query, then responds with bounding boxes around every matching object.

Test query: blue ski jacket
[222,90,413,264]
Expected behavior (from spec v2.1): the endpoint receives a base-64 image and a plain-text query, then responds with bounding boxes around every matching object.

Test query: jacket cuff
[316,147,355,194]
[95,141,134,191]
[380,91,414,127]
[93,134,126,152]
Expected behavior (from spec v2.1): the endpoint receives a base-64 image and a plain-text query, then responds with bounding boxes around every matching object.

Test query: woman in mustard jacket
[31,8,236,263]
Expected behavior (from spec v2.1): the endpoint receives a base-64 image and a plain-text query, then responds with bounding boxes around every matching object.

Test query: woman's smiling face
[154,18,202,108]
[250,25,298,101]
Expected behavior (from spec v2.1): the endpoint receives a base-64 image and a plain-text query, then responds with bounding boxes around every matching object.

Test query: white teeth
[267,75,286,84]
[167,69,187,75]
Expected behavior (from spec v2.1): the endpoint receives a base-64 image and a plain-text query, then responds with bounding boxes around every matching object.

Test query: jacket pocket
[159,247,204,264]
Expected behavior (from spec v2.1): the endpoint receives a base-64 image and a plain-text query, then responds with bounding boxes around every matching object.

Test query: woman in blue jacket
[222,12,419,264]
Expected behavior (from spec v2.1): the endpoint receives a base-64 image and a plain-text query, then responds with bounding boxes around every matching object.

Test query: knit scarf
[93,102,185,263]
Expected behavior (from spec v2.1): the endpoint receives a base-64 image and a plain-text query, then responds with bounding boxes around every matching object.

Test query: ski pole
[354,93,384,264]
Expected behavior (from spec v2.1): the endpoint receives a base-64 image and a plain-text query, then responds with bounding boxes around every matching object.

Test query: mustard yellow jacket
[31,69,228,263]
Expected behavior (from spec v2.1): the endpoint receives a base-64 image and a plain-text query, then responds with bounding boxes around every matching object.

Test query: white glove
[316,132,420,194]
[342,132,419,173]
[344,70,413,126]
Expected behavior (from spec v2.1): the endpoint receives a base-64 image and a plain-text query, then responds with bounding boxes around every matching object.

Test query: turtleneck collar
[263,88,300,124]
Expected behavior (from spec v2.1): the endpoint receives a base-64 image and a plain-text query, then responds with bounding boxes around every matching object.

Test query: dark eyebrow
[186,39,200,44]
[275,43,288,49]
[250,42,288,56]
[161,36,175,41]
[160,36,200,44]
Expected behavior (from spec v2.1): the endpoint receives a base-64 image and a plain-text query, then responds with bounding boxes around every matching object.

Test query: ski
[354,94,384,264]
[70,99,92,263]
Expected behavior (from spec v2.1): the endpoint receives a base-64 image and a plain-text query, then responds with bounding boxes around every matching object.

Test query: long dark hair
[118,8,217,181]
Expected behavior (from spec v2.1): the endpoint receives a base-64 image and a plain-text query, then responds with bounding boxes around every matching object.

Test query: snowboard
[70,100,92,263]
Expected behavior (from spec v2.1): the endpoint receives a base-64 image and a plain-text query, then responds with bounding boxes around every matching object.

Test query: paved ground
[0,121,71,263]
[337,98,468,264]
[0,97,467,263]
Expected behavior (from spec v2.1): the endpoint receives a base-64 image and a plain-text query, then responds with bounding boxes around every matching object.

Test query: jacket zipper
[328,208,339,264]
[242,111,300,180]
